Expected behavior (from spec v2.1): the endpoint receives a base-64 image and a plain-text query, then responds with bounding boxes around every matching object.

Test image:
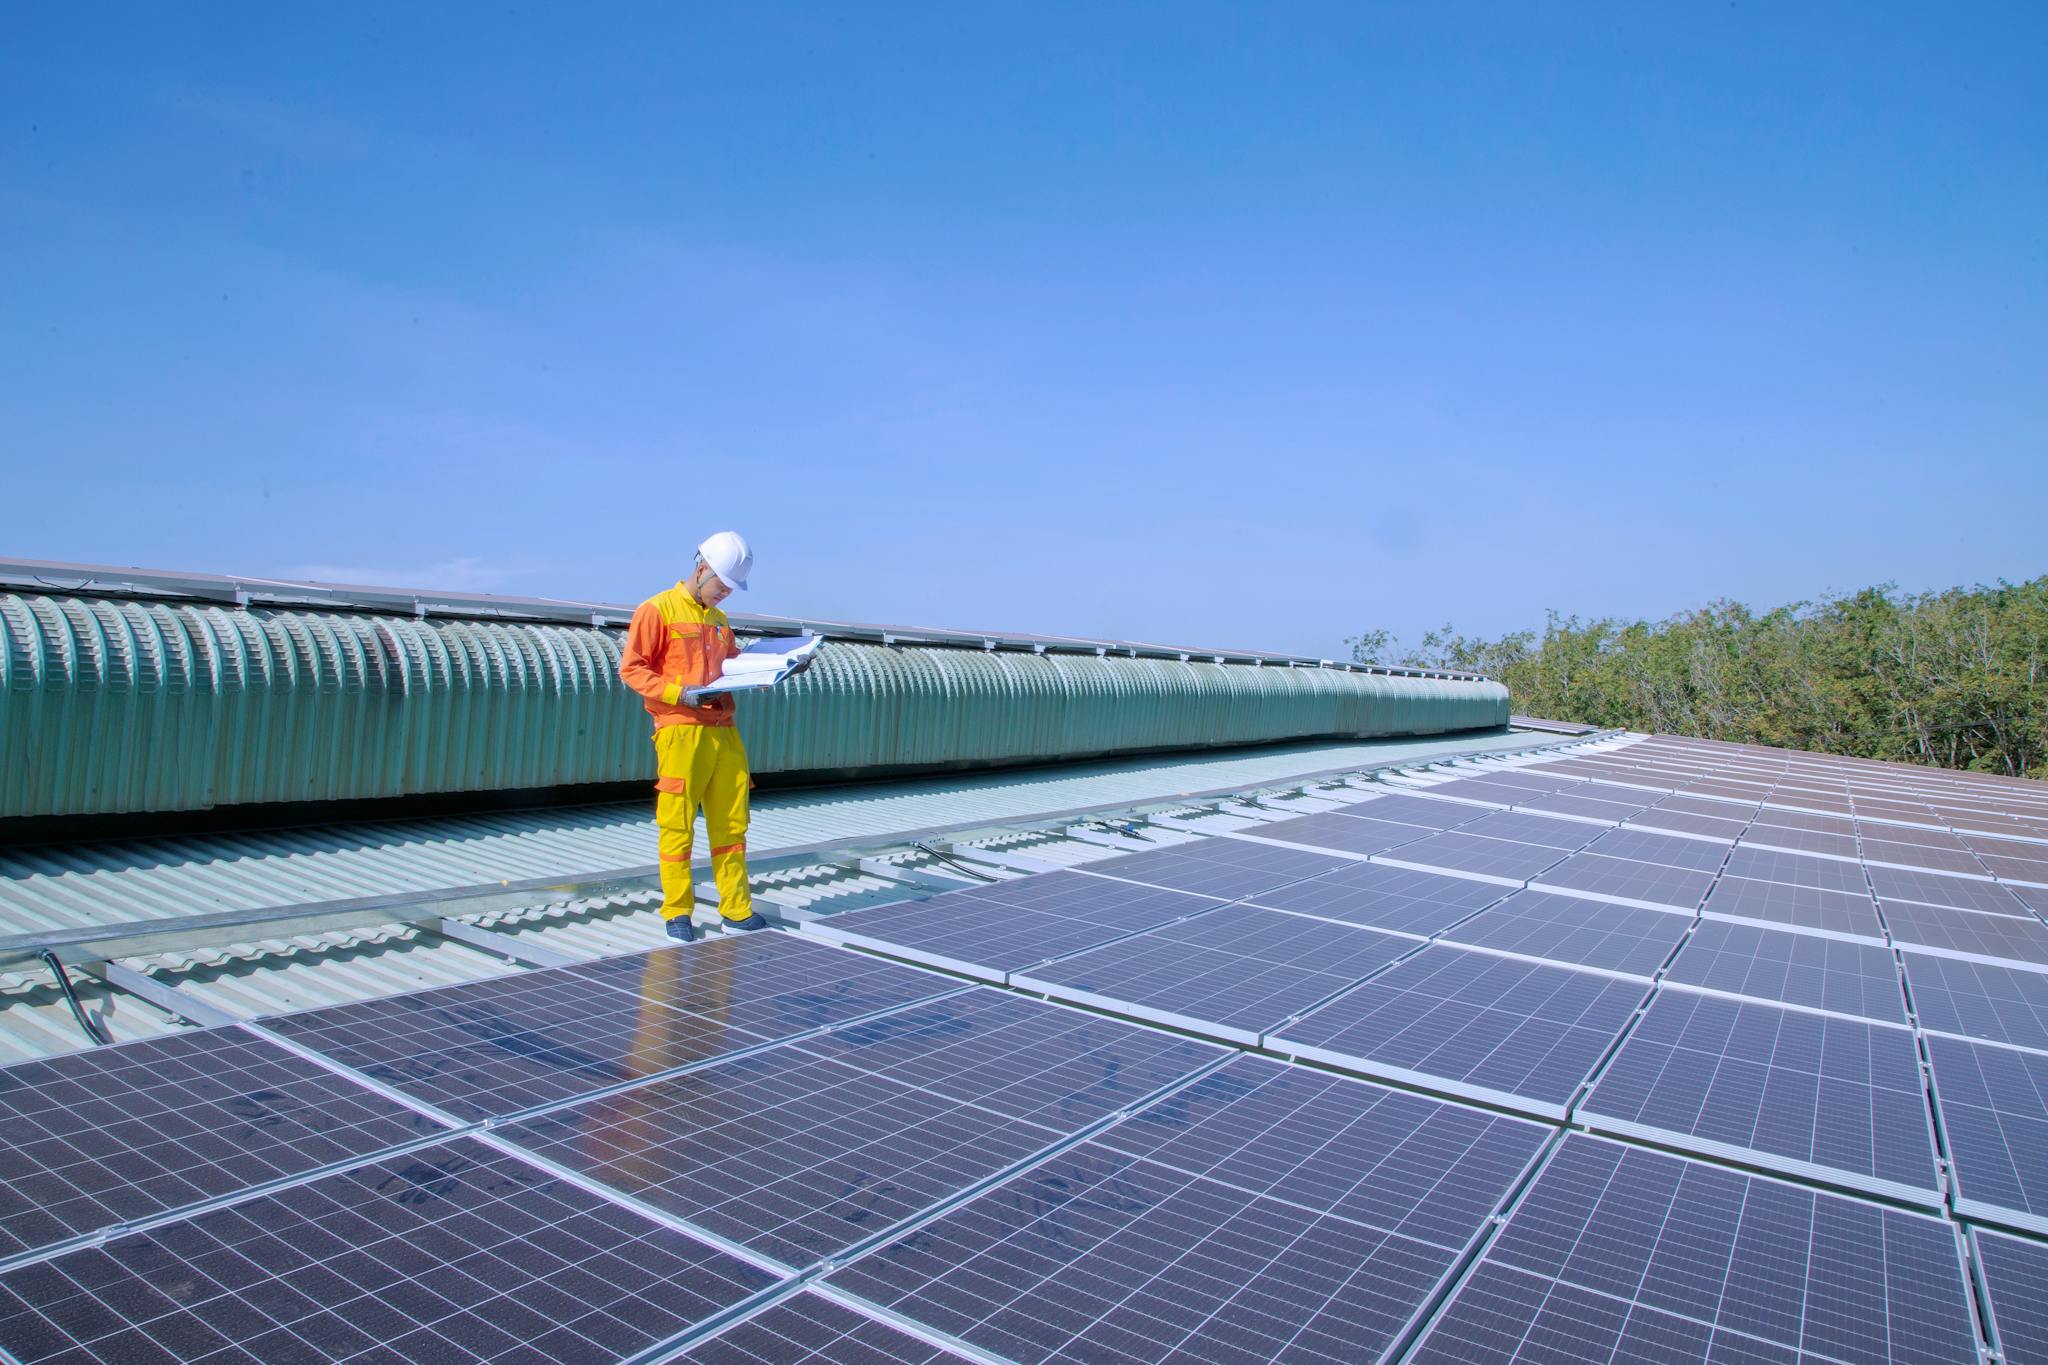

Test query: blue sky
[3,4,2042,658]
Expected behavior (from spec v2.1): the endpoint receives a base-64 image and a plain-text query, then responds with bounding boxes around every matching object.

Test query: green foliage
[1352,578,2048,778]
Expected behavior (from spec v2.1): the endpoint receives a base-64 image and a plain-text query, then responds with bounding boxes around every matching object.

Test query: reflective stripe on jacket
[619,583,743,728]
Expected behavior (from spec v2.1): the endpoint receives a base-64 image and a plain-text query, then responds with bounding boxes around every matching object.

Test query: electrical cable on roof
[909,842,999,882]
[39,950,109,1047]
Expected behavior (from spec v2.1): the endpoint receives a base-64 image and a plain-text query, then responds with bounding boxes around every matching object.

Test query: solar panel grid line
[1525,856,1717,914]
[1571,990,1945,1208]
[1969,1229,2048,1365]
[757,1287,1008,1365]
[1406,1132,1987,1365]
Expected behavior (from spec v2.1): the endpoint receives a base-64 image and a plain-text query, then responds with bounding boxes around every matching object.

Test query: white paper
[683,633,824,700]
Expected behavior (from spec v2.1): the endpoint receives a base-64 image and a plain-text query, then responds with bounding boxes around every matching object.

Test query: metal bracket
[434,918,579,970]
[82,961,242,1030]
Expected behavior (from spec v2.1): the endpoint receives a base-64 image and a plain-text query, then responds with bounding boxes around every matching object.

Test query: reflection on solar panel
[1250,811,1431,857]
[1376,830,1568,884]
[1578,991,1939,1202]
[675,1292,970,1364]
[265,936,950,1121]
[1700,873,1884,940]
[1582,826,1731,869]
[1457,810,1600,850]
[1270,946,1648,1117]
[1242,861,1508,936]
[1330,793,1482,830]
[1906,954,2048,1052]
[828,1056,1548,1365]
[1411,1136,1979,1365]
[0,1139,776,1364]
[1870,863,2027,915]
[0,1029,442,1259]
[1722,845,1870,895]
[1886,901,2048,968]
[1013,905,1419,1043]
[1081,839,1351,899]
[1974,1230,2048,1365]
[808,873,1221,980]
[1527,852,1716,910]
[1664,919,1907,1023]
[497,992,1220,1267]
[1438,890,1689,977]
[1927,1035,2048,1234]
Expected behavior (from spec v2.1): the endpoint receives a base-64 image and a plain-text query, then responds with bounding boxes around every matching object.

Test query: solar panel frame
[672,1290,973,1364]
[1904,953,2048,1053]
[1456,810,1603,850]
[1580,826,1731,872]
[0,1137,779,1365]
[1660,919,1908,1024]
[1925,1034,2048,1235]
[495,991,1223,1268]
[1409,1134,1981,1365]
[1526,852,1716,911]
[1077,839,1354,900]
[1885,901,2048,970]
[1246,811,1434,858]
[1576,991,1942,1205]
[1240,861,1511,936]
[1869,863,2028,915]
[263,936,954,1121]
[1437,890,1690,979]
[1373,830,1570,885]
[1721,845,1871,896]
[1972,1229,2048,1365]
[1327,792,1485,830]
[0,1028,446,1261]
[825,1055,1552,1365]
[1010,905,1422,1044]
[1269,945,1651,1119]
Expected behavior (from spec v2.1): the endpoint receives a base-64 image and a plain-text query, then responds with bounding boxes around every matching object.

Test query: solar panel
[1456,810,1601,850]
[1738,823,1862,859]
[1329,792,1483,830]
[1269,945,1649,1118]
[1410,1135,1979,1365]
[674,1292,971,1363]
[1249,811,1431,857]
[1863,838,1991,878]
[1979,852,2048,886]
[497,991,1221,1268]
[1655,794,1759,822]
[2006,881,2048,916]
[1974,1229,2048,1365]
[1011,905,1421,1044]
[0,1029,443,1260]
[0,1138,776,1364]
[1577,991,1940,1203]
[1405,778,1522,806]
[1869,863,2029,915]
[1375,830,1568,884]
[1438,890,1689,977]
[1700,873,1884,941]
[1581,826,1730,871]
[1242,860,1509,936]
[1906,954,2048,1052]
[1721,845,1870,895]
[1752,808,1858,836]
[1886,901,2048,969]
[265,935,951,1121]
[1662,919,1907,1023]
[1926,1034,2048,1234]
[1624,807,1749,841]
[827,1055,1549,1365]
[1526,852,1715,910]
[1079,838,1352,899]
[1517,790,1654,822]
[808,873,1222,981]
[1469,770,1581,793]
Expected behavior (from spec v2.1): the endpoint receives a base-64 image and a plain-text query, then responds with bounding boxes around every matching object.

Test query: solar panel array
[3,732,2048,1362]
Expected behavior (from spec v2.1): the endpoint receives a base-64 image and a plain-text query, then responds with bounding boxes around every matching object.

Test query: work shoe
[664,916,697,943]
[721,913,769,932]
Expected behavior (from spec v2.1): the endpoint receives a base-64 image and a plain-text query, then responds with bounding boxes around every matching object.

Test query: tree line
[1351,577,2048,779]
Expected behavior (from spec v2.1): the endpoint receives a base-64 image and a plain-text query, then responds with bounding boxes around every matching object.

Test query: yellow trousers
[652,725,753,922]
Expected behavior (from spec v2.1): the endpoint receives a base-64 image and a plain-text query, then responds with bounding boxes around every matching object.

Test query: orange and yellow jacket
[619,584,743,728]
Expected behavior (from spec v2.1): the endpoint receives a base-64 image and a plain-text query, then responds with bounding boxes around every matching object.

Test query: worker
[619,531,767,942]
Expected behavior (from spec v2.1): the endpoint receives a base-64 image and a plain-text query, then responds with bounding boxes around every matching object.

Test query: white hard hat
[697,531,753,591]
